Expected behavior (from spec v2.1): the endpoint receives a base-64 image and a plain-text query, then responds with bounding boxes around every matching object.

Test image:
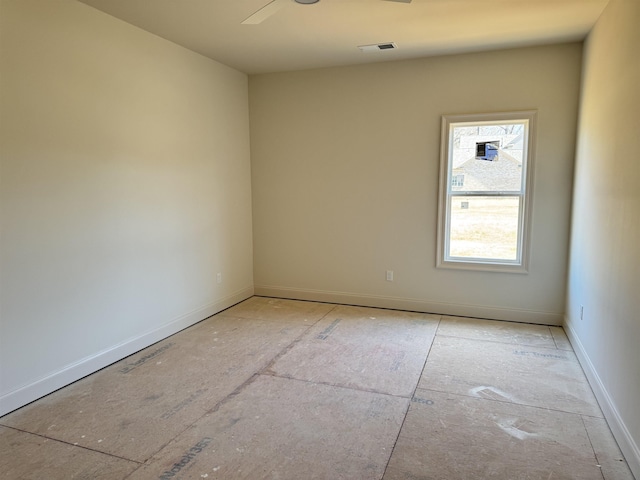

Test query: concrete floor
[0,297,635,479]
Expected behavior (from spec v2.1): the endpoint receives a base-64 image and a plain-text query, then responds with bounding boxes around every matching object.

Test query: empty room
[0,0,638,478]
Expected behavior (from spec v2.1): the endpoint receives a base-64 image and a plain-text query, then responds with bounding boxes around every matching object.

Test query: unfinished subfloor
[1,297,635,479]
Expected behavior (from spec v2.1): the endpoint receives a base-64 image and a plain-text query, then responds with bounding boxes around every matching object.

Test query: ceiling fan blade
[242,0,288,25]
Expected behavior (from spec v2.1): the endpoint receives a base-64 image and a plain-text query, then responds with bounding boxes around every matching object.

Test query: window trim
[436,110,537,273]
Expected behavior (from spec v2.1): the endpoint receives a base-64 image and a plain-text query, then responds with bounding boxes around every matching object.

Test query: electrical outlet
[386,270,394,282]
[217,272,222,284]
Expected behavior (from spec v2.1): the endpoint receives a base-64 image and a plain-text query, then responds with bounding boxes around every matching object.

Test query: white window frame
[436,110,537,273]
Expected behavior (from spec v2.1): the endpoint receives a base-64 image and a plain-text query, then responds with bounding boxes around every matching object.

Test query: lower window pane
[449,196,520,261]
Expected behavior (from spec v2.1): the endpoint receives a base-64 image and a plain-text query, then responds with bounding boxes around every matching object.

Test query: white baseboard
[564,318,640,479]
[254,285,563,325]
[0,286,253,418]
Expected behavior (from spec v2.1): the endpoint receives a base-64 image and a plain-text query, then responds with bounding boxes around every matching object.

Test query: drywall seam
[0,286,254,418]
[564,317,640,479]
[254,285,563,325]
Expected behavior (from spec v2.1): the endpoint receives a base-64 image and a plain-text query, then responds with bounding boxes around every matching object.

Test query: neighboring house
[451,131,524,192]
[452,150,523,192]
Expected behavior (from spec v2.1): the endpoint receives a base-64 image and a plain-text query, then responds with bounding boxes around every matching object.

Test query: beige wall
[250,44,582,324]
[566,0,640,476]
[0,0,253,415]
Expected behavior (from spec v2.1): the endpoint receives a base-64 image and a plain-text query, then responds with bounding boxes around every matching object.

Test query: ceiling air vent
[358,42,397,52]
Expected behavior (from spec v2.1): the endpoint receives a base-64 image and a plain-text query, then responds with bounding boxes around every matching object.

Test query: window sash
[445,195,525,264]
[436,111,536,273]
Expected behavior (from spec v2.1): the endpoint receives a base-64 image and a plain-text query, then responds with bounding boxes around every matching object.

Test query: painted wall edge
[0,286,254,418]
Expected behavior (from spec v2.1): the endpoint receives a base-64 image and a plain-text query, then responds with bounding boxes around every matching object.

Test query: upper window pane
[450,122,526,192]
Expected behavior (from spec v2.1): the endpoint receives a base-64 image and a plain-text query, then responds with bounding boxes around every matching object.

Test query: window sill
[436,258,529,274]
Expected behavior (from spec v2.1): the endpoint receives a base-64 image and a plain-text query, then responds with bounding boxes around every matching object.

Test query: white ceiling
[79,0,609,74]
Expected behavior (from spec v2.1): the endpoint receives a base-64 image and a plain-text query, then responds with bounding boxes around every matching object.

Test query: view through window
[437,111,536,272]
